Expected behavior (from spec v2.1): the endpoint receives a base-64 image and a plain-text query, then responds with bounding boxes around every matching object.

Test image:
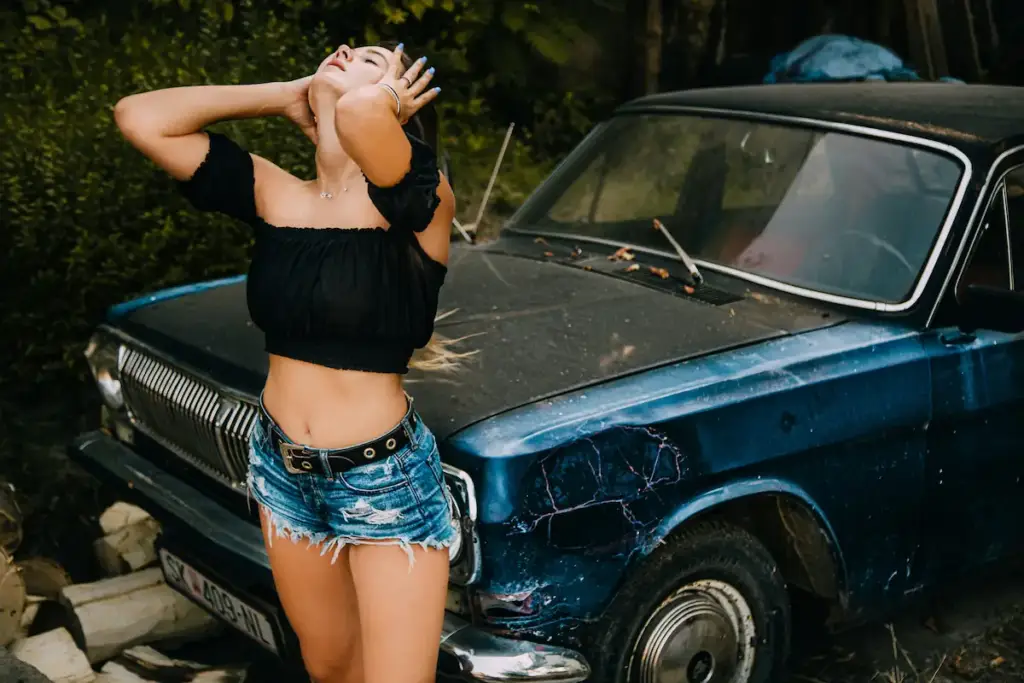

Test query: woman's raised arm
[332,46,439,189]
[113,80,309,181]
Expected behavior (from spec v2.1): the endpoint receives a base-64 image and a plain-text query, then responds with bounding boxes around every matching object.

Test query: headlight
[443,465,480,585]
[447,492,463,563]
[84,331,125,410]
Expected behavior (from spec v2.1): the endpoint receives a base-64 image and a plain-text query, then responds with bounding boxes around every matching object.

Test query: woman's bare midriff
[261,354,409,449]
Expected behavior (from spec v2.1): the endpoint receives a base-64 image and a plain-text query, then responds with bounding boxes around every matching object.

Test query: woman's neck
[313,102,361,196]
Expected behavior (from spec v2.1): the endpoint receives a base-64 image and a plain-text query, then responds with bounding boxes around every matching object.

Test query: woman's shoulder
[251,157,308,221]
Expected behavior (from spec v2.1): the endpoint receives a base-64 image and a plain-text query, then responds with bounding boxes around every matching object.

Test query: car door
[922,158,1024,580]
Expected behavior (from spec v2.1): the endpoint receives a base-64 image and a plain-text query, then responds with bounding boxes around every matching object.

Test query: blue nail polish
[427,66,435,75]
[434,87,441,93]
[396,42,404,50]
[419,56,427,63]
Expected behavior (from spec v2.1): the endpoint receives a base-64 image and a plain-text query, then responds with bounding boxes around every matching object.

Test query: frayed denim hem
[247,473,456,570]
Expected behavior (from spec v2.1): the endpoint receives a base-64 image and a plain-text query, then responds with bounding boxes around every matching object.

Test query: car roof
[619,83,1024,152]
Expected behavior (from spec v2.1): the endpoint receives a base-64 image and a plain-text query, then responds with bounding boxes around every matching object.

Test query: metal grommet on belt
[364,447,376,459]
[385,438,397,450]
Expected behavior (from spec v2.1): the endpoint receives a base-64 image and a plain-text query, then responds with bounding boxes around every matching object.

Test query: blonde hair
[407,309,481,373]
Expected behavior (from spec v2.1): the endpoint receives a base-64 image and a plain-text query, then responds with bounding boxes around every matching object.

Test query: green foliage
[0,0,623,396]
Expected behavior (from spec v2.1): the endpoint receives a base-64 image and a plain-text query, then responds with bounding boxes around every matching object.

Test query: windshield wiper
[653,218,703,285]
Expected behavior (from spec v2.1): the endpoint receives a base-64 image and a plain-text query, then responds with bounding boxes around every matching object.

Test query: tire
[588,520,791,683]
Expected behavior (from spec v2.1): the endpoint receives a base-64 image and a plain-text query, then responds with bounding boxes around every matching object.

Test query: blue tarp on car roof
[763,34,963,84]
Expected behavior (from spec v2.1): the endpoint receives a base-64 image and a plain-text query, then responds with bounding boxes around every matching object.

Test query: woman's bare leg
[350,544,450,683]
[260,508,364,683]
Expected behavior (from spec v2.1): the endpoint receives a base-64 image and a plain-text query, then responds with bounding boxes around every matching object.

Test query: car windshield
[508,114,964,303]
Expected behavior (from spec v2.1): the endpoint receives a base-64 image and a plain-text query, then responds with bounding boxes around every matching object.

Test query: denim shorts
[246,397,459,566]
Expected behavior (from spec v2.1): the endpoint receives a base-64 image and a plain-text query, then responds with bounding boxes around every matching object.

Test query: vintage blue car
[70,83,1024,683]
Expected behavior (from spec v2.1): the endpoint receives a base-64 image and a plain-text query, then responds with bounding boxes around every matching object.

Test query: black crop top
[177,131,447,374]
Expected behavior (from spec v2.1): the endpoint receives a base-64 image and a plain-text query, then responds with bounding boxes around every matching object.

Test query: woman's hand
[281,75,317,144]
[377,45,440,124]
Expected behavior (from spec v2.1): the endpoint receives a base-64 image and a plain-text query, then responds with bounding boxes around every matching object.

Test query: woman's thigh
[249,419,363,681]
[259,507,363,682]
[350,544,450,683]
[318,418,459,683]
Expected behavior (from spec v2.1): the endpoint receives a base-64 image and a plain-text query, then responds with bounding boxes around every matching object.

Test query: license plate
[159,548,280,654]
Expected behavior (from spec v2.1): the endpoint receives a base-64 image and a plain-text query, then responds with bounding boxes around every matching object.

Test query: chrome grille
[119,346,256,488]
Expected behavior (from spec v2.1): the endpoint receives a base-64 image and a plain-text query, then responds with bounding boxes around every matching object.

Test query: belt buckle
[279,442,314,474]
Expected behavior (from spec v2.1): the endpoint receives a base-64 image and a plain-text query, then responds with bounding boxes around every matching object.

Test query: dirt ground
[3,399,1022,683]
[788,583,1024,683]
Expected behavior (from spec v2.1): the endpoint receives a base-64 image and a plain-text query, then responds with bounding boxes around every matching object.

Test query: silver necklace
[319,175,358,199]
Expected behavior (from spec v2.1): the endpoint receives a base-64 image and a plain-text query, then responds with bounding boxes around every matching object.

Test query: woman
[114,43,459,683]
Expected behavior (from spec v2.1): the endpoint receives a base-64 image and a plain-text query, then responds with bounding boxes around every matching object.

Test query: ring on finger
[399,76,412,87]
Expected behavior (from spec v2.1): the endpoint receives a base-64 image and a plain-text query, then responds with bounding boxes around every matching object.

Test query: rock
[0,645,53,683]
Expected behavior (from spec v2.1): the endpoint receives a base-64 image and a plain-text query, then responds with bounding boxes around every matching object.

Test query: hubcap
[629,580,756,683]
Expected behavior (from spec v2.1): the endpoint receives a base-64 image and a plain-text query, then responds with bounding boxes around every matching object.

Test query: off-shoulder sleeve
[176,132,258,224]
[365,132,441,233]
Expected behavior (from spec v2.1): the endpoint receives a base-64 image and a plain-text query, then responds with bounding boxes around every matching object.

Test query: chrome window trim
[508,105,975,313]
[927,147,1024,326]
[99,324,483,584]
[1004,183,1015,291]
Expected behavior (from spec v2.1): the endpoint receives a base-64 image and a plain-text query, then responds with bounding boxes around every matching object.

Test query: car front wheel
[590,520,791,683]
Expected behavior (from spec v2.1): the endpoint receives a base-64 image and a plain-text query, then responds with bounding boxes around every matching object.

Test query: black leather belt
[258,401,419,477]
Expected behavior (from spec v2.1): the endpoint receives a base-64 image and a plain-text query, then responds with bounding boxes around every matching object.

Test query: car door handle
[940,330,977,345]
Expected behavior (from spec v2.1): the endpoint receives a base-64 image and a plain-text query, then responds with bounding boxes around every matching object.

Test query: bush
[0,0,610,397]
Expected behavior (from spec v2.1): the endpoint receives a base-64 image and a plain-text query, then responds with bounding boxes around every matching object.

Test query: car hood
[111,244,842,440]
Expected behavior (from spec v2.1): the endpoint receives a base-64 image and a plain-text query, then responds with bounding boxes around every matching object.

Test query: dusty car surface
[71,83,1024,683]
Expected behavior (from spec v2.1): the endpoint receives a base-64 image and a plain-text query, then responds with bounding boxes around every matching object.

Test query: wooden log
[93,518,161,576]
[18,556,73,599]
[9,627,96,683]
[60,568,221,664]
[98,503,152,537]
[0,547,27,646]
[94,665,142,683]
[20,594,44,633]
[0,480,23,555]
[96,646,248,682]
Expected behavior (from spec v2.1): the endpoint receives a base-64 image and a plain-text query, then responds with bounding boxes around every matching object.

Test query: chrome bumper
[68,431,591,683]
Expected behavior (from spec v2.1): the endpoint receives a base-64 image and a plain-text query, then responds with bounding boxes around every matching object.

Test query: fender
[643,476,849,602]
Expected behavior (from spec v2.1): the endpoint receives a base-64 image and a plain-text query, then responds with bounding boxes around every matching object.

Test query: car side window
[960,168,1024,292]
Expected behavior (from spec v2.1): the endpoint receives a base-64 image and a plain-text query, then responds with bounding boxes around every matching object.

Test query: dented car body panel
[448,322,926,645]
[71,84,1024,680]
